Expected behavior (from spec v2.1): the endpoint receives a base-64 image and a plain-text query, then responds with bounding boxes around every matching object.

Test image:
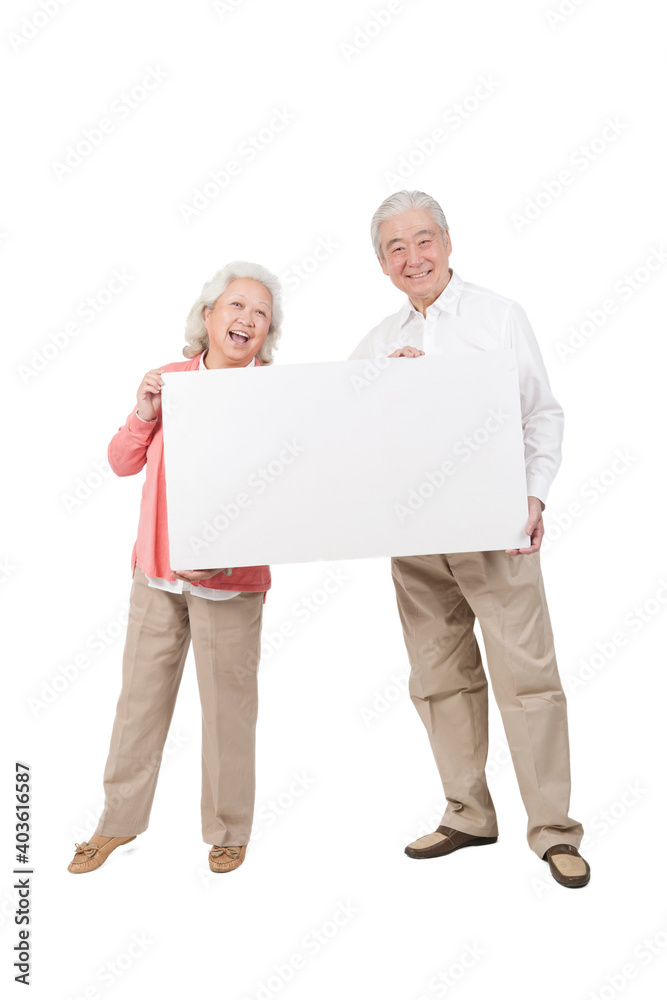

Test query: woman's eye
[257,310,266,317]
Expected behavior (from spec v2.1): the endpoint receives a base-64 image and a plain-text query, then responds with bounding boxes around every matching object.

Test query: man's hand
[506,496,545,555]
[388,346,425,358]
[173,568,229,583]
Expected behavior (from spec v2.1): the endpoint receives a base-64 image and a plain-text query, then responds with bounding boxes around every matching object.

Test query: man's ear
[378,253,389,276]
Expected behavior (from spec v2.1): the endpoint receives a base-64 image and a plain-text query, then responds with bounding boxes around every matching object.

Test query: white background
[2,1,665,998]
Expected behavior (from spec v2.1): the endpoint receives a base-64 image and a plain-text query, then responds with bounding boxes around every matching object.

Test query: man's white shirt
[348,269,563,504]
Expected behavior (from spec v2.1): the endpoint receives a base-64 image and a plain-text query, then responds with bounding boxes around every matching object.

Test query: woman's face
[203,277,272,367]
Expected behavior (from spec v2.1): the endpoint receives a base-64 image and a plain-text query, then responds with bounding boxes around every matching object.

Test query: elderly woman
[68,261,282,875]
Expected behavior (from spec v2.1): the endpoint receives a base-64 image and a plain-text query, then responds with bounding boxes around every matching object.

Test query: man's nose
[406,244,423,266]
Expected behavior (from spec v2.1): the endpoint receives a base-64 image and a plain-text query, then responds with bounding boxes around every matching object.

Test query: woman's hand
[136,369,165,421]
[388,346,425,358]
[173,568,229,583]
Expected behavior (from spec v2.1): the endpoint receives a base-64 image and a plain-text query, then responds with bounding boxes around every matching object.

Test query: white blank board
[162,352,528,569]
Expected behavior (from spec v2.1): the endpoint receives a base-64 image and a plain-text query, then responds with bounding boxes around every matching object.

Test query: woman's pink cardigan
[107,353,271,595]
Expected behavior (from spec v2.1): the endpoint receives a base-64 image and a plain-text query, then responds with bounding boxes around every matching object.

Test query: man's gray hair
[183,260,283,365]
[371,190,449,258]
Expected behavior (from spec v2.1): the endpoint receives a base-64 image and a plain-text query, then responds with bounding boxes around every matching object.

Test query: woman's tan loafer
[208,845,246,873]
[67,835,136,874]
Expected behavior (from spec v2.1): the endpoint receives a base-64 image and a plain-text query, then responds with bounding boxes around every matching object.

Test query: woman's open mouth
[228,329,250,345]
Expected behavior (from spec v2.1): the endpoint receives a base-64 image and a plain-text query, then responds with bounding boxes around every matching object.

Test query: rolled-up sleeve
[108,408,159,477]
[504,301,564,505]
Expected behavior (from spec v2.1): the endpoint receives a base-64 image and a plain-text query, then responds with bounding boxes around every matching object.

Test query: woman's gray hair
[371,190,449,258]
[183,260,283,364]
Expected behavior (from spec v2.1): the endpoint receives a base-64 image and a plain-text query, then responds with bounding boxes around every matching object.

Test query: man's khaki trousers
[95,568,264,846]
[391,550,583,858]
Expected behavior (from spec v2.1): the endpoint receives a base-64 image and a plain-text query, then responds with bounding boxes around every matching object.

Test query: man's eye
[420,239,431,245]
[392,246,404,253]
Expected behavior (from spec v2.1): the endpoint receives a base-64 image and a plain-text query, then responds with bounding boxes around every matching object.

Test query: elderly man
[349,190,589,888]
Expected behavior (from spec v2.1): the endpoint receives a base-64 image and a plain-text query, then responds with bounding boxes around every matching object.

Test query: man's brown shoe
[67,835,136,874]
[542,844,590,887]
[208,845,246,873]
[405,825,498,859]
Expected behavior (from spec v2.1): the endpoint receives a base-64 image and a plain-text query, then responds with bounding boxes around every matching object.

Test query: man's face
[377,208,451,306]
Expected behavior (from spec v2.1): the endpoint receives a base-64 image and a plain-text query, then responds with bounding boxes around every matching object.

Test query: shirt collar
[399,269,464,327]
